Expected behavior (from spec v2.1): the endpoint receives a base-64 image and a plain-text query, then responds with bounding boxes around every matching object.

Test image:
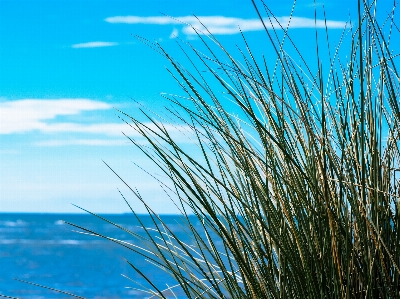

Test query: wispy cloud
[0,99,112,134]
[72,41,118,48]
[34,139,130,146]
[105,15,347,35]
[33,122,129,135]
[169,28,179,39]
[0,98,197,145]
[306,2,326,8]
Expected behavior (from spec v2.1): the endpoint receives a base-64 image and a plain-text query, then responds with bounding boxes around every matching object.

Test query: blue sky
[0,0,394,214]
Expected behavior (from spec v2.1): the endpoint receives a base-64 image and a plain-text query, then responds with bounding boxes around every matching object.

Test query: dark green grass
[97,1,399,297]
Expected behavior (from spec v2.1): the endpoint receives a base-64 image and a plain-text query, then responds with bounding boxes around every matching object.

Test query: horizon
[0,0,396,214]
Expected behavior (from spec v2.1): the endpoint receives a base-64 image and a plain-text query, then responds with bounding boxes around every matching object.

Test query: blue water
[0,213,196,299]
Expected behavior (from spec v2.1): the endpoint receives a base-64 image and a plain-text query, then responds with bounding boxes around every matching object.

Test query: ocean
[0,213,198,299]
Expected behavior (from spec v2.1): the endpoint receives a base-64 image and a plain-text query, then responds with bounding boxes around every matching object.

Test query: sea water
[0,213,198,299]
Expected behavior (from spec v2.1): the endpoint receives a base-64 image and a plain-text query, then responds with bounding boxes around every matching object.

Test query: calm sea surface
[0,213,199,299]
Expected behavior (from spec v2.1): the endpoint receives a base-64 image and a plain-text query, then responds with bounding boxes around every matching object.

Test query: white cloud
[105,15,347,35]
[72,41,118,48]
[0,98,198,146]
[306,2,326,7]
[0,99,112,134]
[34,139,130,146]
[0,149,19,154]
[26,120,192,138]
[34,122,128,135]
[169,28,179,39]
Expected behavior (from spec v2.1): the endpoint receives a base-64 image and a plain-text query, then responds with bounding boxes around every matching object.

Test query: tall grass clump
[22,0,399,298]
[84,0,399,298]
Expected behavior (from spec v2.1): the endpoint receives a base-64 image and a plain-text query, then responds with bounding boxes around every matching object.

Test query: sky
[0,0,396,214]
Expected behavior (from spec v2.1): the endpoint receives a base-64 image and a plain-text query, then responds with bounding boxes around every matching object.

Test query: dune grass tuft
[85,0,399,298]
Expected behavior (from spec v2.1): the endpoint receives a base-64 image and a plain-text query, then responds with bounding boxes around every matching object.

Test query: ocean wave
[0,239,106,245]
[54,220,65,225]
[0,219,28,227]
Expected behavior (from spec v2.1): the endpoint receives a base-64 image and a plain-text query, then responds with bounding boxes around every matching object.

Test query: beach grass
[2,0,399,298]
[88,0,399,297]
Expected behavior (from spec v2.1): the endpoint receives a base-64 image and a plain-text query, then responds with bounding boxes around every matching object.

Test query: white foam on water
[54,220,65,225]
[0,239,104,245]
[58,239,82,245]
[0,219,28,227]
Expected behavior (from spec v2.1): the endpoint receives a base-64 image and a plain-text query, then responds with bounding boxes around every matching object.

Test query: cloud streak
[105,15,347,35]
[72,41,118,48]
[169,28,179,39]
[0,98,197,145]
[0,99,112,134]
[34,139,130,146]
